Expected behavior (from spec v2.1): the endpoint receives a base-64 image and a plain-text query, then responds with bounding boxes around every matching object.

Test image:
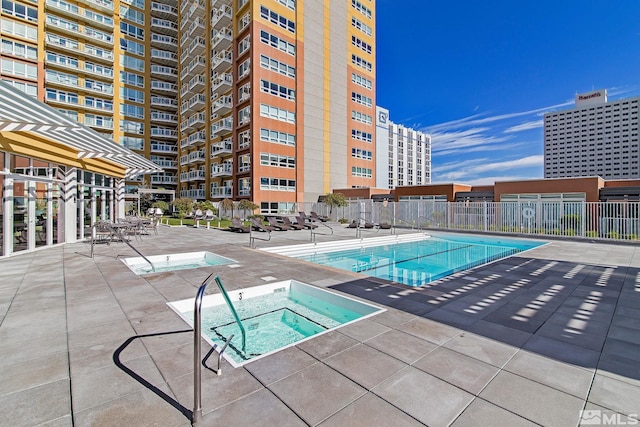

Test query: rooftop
[1,224,639,426]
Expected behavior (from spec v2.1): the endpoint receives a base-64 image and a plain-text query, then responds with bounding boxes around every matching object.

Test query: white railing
[291,200,640,243]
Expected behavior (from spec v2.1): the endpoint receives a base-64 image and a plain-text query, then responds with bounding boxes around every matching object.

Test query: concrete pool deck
[1,223,639,426]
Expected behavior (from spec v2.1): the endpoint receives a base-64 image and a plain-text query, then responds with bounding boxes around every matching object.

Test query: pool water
[121,251,236,275]
[168,280,384,366]
[293,234,545,286]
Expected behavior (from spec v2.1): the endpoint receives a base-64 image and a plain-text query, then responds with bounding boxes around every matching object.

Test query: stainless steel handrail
[311,221,333,243]
[193,273,216,426]
[111,224,156,272]
[249,223,271,249]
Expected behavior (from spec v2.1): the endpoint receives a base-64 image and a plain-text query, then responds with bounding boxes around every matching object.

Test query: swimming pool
[121,251,237,275]
[264,233,545,287]
[168,280,384,367]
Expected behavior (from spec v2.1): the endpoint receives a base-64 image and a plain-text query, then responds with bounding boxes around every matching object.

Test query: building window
[260,79,295,101]
[260,6,295,33]
[260,128,295,146]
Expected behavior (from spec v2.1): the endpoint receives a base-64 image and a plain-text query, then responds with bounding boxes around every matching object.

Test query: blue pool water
[170,280,383,366]
[295,234,545,287]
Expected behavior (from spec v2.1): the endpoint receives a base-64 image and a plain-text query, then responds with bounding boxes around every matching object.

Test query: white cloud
[504,120,544,133]
[432,155,543,183]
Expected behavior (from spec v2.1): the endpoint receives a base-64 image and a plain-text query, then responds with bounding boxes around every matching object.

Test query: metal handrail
[192,273,215,426]
[249,223,271,249]
[90,221,155,273]
[213,275,246,352]
[311,220,333,243]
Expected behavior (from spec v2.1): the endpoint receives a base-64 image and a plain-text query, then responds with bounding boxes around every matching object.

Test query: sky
[376,0,640,185]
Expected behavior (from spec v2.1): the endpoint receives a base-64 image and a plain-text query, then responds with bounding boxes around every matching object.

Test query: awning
[0,80,163,178]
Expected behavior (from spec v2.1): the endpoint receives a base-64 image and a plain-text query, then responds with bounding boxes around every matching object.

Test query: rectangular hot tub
[121,251,237,275]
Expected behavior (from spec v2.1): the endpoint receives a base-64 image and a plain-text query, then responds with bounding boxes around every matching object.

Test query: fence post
[483,201,487,232]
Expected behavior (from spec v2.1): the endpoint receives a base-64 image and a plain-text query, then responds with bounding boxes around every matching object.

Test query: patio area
[1,223,639,426]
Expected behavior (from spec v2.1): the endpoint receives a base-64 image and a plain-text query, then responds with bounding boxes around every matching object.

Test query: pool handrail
[91,221,156,273]
[214,275,246,353]
[193,273,215,426]
[249,223,271,248]
[311,220,333,243]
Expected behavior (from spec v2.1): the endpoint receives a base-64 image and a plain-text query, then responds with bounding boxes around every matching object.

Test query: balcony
[151,64,177,80]
[188,149,206,164]
[151,111,177,124]
[151,33,177,51]
[180,93,206,115]
[151,80,177,95]
[78,0,113,14]
[151,48,177,66]
[150,174,177,185]
[188,169,207,181]
[181,130,207,149]
[187,189,206,199]
[151,127,178,140]
[187,55,207,75]
[151,158,177,169]
[211,26,233,51]
[179,154,189,166]
[210,138,232,157]
[151,17,178,35]
[151,143,178,154]
[181,0,205,28]
[185,74,206,96]
[151,1,177,19]
[211,95,232,116]
[211,72,233,94]
[188,37,206,58]
[187,17,206,38]
[210,163,233,178]
[150,95,178,110]
[210,186,233,198]
[211,117,233,136]
[211,4,232,30]
[211,49,232,74]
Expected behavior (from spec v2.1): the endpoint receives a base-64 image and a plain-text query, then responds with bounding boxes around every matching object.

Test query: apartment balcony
[151,17,178,36]
[151,49,177,66]
[188,112,206,130]
[151,142,178,154]
[211,4,232,30]
[185,74,206,95]
[83,46,114,63]
[151,127,178,140]
[181,0,205,28]
[211,95,232,116]
[180,93,206,115]
[211,117,233,136]
[188,149,206,164]
[211,50,232,74]
[181,130,207,149]
[151,80,177,95]
[187,55,207,75]
[151,111,177,125]
[150,64,177,81]
[210,138,232,157]
[210,0,232,9]
[150,95,178,111]
[152,159,177,170]
[179,155,189,166]
[83,27,113,47]
[77,0,113,14]
[150,174,177,185]
[210,163,233,178]
[188,169,207,181]
[151,33,177,52]
[211,26,232,51]
[187,189,206,199]
[187,17,206,38]
[187,37,206,59]
[211,72,233,94]
[46,0,114,31]
[210,186,233,198]
[151,1,177,19]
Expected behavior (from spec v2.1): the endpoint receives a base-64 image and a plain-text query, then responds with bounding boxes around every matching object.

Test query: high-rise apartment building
[1,0,377,212]
[544,89,640,180]
[375,106,431,189]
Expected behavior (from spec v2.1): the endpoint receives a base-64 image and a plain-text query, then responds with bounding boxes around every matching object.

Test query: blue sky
[376,0,640,184]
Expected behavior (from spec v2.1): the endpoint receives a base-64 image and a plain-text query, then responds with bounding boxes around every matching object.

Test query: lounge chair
[296,216,318,229]
[378,222,392,230]
[194,209,204,220]
[250,217,275,232]
[310,211,329,222]
[229,218,250,233]
[346,220,358,229]
[203,209,216,220]
[282,216,305,230]
[268,217,292,230]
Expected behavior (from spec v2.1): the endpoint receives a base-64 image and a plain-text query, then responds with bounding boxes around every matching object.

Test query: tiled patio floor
[1,224,639,426]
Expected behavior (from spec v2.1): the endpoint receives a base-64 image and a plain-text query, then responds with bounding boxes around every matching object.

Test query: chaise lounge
[229,218,250,233]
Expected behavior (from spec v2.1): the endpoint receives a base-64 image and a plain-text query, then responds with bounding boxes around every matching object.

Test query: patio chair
[310,211,329,222]
[296,216,318,229]
[282,216,305,230]
[378,222,392,230]
[346,220,358,229]
[250,217,275,232]
[194,209,203,220]
[267,216,291,231]
[229,218,250,233]
[203,209,216,220]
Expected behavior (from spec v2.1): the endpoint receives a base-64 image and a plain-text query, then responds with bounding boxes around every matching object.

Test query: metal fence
[293,200,640,242]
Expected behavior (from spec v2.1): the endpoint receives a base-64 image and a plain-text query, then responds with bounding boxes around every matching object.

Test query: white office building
[544,89,640,179]
[375,107,431,189]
